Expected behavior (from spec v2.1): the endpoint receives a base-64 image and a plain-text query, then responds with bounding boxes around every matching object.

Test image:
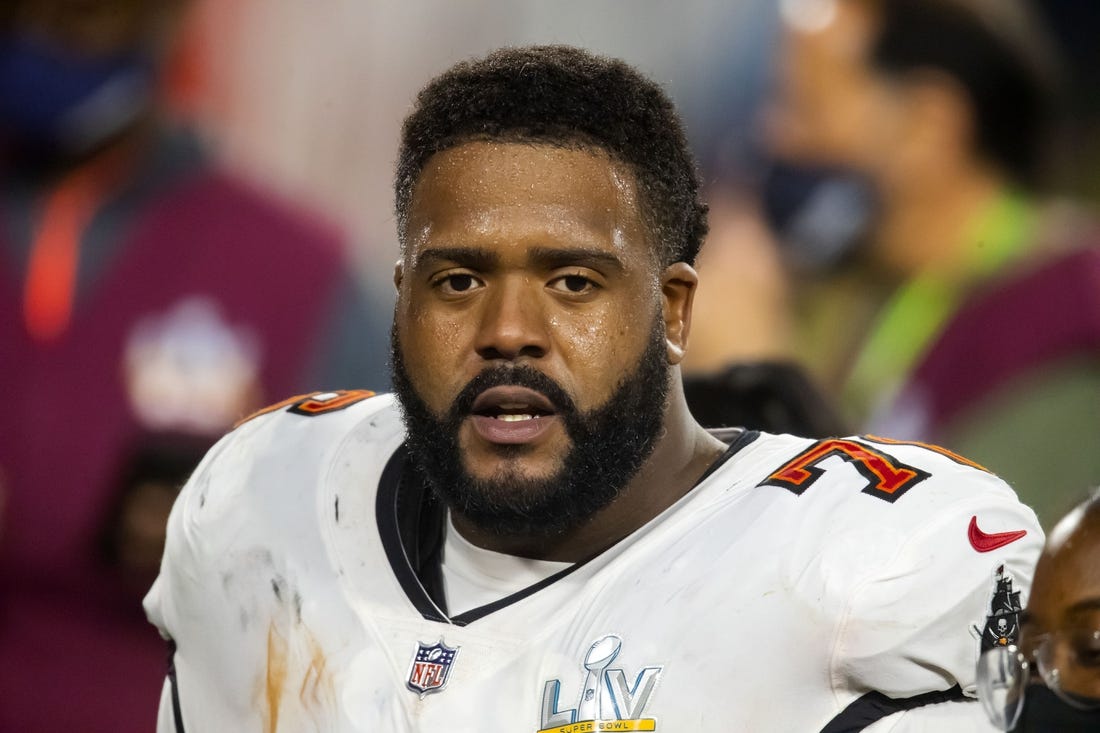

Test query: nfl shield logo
[406,639,459,697]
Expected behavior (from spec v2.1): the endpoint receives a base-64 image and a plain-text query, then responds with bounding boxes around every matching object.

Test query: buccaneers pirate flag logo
[973,565,1023,652]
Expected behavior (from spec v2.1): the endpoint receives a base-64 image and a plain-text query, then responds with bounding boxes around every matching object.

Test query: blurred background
[181,0,781,295]
[2,0,1099,730]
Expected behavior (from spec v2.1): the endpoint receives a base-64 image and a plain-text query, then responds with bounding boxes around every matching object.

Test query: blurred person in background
[761,0,1100,526]
[684,360,849,438]
[977,487,1100,731]
[0,0,389,730]
[681,194,851,439]
[677,1,801,382]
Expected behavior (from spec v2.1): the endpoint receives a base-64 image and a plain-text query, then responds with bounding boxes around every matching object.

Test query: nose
[473,275,550,362]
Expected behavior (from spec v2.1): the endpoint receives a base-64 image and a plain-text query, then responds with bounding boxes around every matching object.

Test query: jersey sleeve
[143,393,391,731]
[829,456,1043,705]
[143,425,272,732]
[154,678,180,733]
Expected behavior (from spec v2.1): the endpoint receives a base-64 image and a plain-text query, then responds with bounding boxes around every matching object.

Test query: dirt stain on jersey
[265,623,288,733]
[262,620,333,732]
[299,633,329,709]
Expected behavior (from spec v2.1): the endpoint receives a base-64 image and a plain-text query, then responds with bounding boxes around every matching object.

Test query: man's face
[392,141,674,536]
[1019,508,1100,703]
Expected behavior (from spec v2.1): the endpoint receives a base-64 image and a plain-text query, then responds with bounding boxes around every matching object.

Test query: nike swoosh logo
[968,515,1027,553]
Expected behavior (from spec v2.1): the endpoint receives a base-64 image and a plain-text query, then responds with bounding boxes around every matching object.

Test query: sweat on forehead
[403,141,648,258]
[393,44,709,268]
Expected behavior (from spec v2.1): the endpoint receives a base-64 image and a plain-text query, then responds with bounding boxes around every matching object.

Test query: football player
[146,45,1042,731]
[978,489,1100,731]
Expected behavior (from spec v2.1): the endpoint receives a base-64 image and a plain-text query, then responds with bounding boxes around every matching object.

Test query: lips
[468,385,560,445]
[471,386,556,417]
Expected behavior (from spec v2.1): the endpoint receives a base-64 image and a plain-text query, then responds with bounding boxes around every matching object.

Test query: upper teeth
[497,414,535,422]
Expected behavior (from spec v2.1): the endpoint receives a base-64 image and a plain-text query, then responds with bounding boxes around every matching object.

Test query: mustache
[448,365,577,422]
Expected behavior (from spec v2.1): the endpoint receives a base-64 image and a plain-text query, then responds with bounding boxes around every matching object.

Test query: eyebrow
[528,246,626,274]
[415,247,498,270]
[414,246,626,273]
[1065,598,1100,616]
[1021,599,1100,631]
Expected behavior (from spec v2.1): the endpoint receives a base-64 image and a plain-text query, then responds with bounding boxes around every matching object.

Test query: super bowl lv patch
[537,634,663,732]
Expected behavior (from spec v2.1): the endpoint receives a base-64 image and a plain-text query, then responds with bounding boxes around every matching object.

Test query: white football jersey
[145,391,1042,732]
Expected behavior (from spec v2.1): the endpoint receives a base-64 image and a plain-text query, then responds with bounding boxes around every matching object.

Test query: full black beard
[391,318,671,538]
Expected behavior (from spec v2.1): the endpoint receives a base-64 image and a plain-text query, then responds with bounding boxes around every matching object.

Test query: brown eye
[447,274,475,291]
[564,275,589,292]
[1070,631,1100,668]
[550,274,597,295]
[437,273,482,295]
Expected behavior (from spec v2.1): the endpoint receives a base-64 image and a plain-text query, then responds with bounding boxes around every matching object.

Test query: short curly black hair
[867,0,1061,191]
[395,45,708,267]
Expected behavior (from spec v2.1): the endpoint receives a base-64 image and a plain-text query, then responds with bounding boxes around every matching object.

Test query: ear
[661,262,699,365]
[393,259,404,291]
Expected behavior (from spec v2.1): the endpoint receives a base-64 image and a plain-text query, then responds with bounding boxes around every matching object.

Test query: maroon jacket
[0,131,390,732]
[897,245,1100,435]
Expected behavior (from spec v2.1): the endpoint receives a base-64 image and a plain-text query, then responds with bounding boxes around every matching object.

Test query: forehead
[405,140,651,262]
[1030,509,1100,623]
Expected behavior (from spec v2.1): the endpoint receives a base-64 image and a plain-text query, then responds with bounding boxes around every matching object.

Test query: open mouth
[470,386,557,421]
[468,386,560,444]
[473,405,554,422]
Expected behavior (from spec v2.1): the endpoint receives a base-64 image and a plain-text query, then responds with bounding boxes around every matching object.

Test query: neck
[875,163,1006,280]
[452,376,727,562]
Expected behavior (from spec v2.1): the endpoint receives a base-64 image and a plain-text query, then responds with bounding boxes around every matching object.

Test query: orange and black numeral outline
[233,389,375,428]
[759,438,931,503]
